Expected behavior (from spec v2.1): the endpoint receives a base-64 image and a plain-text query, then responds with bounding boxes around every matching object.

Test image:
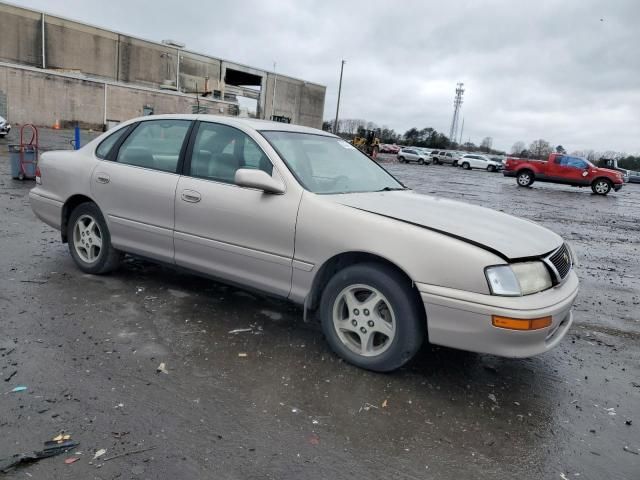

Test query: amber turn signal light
[491,315,552,331]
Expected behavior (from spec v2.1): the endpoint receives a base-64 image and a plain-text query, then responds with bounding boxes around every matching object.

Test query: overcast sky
[14,0,640,153]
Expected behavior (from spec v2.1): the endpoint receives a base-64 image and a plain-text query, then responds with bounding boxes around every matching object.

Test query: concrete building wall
[263,74,325,128]
[0,1,325,128]
[45,16,118,79]
[0,4,42,67]
[0,64,235,129]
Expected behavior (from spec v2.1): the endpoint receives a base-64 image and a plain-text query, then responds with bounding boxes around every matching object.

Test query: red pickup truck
[503,153,625,195]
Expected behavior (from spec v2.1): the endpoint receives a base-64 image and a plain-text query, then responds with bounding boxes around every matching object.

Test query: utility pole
[333,59,346,135]
[271,61,277,121]
[448,82,465,143]
[458,117,464,145]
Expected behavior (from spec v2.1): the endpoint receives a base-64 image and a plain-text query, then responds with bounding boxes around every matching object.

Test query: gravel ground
[0,133,638,479]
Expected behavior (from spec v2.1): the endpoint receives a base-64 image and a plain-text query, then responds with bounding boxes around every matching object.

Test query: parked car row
[396,148,505,172]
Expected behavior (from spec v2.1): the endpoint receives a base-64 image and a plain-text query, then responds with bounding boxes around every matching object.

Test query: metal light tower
[449,82,464,143]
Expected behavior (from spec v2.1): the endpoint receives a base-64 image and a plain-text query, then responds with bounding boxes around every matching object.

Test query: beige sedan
[30,115,578,372]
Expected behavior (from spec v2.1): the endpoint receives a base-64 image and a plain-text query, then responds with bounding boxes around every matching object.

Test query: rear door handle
[96,173,110,184]
[181,190,201,203]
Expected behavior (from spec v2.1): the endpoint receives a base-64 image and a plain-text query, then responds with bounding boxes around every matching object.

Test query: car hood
[328,190,562,260]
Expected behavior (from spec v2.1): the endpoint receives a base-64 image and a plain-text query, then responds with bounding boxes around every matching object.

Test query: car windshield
[261,131,405,194]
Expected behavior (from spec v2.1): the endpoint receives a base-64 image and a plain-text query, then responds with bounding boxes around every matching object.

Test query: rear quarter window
[95,126,130,159]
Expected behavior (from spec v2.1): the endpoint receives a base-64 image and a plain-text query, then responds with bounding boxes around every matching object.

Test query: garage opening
[224,68,262,118]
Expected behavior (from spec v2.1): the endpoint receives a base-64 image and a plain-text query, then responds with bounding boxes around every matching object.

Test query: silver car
[30,115,578,372]
[397,147,431,165]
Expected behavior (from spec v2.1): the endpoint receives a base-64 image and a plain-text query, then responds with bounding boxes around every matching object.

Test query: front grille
[546,244,572,282]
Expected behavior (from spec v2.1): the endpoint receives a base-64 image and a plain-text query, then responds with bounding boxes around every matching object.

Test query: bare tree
[480,137,493,152]
[510,141,525,155]
[529,139,553,159]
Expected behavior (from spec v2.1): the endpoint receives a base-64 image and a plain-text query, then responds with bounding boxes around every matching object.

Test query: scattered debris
[103,446,156,462]
[93,449,107,460]
[156,362,169,374]
[604,407,616,416]
[0,439,79,473]
[488,393,497,403]
[19,279,48,284]
[111,431,130,439]
[238,353,248,358]
[382,399,388,408]
[228,328,253,334]
[308,433,320,446]
[10,385,27,393]
[625,420,632,426]
[51,434,71,443]
[623,446,639,455]
[4,370,17,382]
[64,457,80,464]
[358,402,379,413]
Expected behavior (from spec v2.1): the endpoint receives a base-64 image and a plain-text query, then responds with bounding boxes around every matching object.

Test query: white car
[459,154,502,172]
[397,147,432,165]
[0,115,11,138]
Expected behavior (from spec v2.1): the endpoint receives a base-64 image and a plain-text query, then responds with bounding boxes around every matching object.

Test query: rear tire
[67,202,121,274]
[591,178,612,195]
[398,156,405,163]
[517,170,534,187]
[320,263,425,372]
[487,165,496,172]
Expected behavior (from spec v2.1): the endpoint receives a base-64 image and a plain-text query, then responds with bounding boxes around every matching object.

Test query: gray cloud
[15,0,640,153]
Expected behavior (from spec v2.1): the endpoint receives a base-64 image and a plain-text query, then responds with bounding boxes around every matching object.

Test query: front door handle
[96,173,110,184]
[181,190,201,203]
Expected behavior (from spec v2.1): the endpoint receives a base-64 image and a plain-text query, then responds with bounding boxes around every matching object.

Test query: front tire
[591,178,612,195]
[418,158,425,165]
[517,170,534,187]
[67,202,121,274]
[320,263,425,372]
[462,162,471,170]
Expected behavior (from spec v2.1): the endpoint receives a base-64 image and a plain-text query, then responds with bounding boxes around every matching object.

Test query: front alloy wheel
[592,179,611,195]
[320,263,425,372]
[332,285,396,357]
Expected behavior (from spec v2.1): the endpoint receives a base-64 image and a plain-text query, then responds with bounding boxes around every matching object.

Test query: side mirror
[234,168,285,194]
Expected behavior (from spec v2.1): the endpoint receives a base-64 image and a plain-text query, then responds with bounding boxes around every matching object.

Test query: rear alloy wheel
[591,179,612,195]
[320,263,425,372]
[398,156,405,163]
[517,171,534,187]
[68,202,121,274]
[462,162,471,170]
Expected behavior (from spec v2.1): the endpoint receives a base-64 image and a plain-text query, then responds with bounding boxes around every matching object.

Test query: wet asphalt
[0,131,638,479]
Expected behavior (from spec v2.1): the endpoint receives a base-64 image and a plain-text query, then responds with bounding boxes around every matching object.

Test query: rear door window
[116,120,191,173]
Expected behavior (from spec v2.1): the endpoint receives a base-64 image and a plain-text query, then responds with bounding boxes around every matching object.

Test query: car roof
[127,113,336,137]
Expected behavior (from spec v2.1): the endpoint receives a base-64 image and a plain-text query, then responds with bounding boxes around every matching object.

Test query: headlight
[486,261,553,296]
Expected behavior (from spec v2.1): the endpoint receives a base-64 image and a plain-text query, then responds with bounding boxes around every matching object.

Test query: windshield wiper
[376,187,407,192]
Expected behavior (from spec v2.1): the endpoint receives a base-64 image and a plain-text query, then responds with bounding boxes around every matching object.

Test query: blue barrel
[9,144,37,179]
